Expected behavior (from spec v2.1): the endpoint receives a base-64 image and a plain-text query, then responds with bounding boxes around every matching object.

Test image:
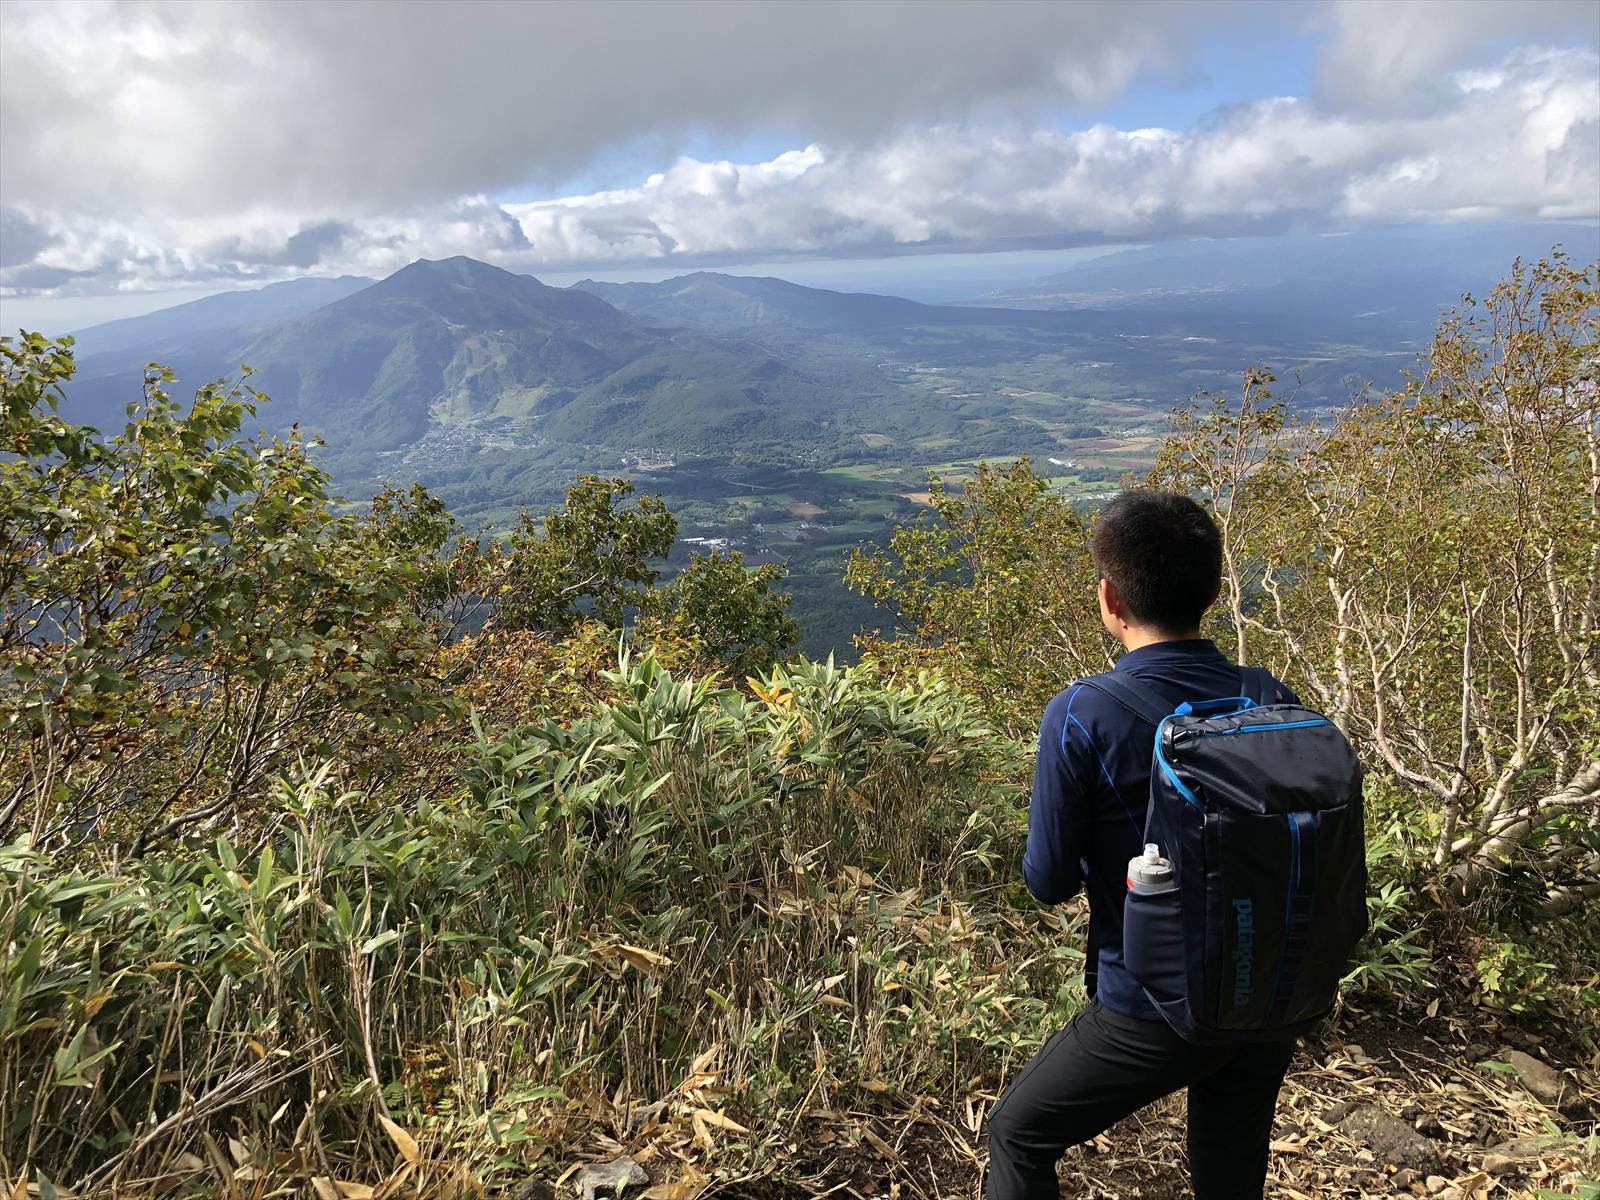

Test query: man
[986,490,1299,1200]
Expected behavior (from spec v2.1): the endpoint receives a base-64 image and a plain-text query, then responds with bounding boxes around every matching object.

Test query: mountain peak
[384,255,529,287]
[314,253,626,336]
[352,256,580,315]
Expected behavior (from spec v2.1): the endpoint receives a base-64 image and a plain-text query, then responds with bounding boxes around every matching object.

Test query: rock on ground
[1485,1048,1589,1119]
[1326,1101,1447,1176]
[572,1156,650,1200]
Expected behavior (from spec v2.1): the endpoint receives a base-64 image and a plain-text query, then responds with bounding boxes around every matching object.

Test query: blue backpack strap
[1071,671,1172,999]
[1076,671,1172,727]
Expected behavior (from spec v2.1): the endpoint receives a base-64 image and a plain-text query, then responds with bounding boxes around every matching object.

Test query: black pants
[985,1001,1296,1199]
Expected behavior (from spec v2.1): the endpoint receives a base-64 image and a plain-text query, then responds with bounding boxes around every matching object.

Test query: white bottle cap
[1143,842,1161,861]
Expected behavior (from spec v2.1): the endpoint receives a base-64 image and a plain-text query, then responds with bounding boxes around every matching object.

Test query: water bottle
[1127,843,1176,894]
[1124,842,1183,998]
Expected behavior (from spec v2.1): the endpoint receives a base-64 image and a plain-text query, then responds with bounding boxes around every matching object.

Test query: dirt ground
[747,992,1599,1200]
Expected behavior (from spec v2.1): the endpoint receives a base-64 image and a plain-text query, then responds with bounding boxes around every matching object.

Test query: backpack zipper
[1198,719,1332,736]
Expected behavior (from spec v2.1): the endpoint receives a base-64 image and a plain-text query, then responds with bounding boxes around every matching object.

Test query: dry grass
[760,996,1598,1200]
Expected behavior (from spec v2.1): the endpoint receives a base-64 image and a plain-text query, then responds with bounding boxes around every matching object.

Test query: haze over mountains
[66,257,873,455]
[980,224,1599,337]
[63,222,1598,448]
[570,272,1100,338]
[64,275,376,361]
[55,221,1599,653]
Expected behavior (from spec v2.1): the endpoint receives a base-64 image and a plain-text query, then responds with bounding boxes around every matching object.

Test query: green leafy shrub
[845,458,1106,737]
[1,651,1065,1190]
[640,549,800,679]
[1,335,454,854]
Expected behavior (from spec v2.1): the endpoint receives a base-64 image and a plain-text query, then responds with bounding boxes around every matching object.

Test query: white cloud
[517,47,1600,253]
[1313,0,1600,111]
[1,0,1595,309]
[0,0,1221,219]
[7,0,1592,223]
[7,46,1592,299]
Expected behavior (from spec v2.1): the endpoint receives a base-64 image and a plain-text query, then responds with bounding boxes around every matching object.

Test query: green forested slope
[62,258,895,456]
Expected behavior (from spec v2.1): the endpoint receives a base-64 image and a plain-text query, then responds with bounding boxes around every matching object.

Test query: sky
[1,0,1597,330]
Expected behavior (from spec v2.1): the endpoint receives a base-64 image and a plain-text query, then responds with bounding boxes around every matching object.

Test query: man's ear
[1100,577,1124,623]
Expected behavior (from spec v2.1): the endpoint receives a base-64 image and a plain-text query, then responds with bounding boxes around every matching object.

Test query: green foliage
[1341,821,1433,996]
[0,651,1059,1187]
[1474,937,1559,1015]
[845,458,1106,735]
[643,549,800,678]
[0,335,451,852]
[368,481,497,634]
[492,476,804,679]
[496,474,676,634]
[1152,254,1600,919]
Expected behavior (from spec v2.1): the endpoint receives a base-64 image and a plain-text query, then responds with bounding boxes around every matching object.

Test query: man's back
[988,491,1302,1200]
[1024,638,1297,1019]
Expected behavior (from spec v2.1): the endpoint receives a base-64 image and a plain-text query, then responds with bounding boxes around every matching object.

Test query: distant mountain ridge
[63,257,871,455]
[987,223,1600,328]
[62,227,1595,465]
[571,271,951,332]
[568,270,1107,339]
[68,274,374,360]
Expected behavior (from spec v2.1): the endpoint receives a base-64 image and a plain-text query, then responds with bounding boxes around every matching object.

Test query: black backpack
[1078,667,1368,1044]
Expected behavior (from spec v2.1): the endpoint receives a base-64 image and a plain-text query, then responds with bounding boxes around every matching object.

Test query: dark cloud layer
[280,222,351,269]
[1,0,1596,304]
[2,0,1245,217]
[0,207,56,268]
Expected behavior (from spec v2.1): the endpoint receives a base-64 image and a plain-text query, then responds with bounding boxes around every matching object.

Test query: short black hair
[1092,490,1222,633]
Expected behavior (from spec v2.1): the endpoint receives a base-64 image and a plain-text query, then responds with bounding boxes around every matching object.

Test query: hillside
[64,257,881,455]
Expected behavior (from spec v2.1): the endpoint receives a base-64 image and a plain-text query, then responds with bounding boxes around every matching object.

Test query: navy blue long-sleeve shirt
[1024,638,1297,1020]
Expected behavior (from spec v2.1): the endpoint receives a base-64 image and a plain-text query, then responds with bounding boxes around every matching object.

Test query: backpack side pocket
[1124,887,1185,1000]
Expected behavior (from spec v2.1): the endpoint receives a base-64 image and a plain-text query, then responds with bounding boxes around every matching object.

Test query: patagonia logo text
[1232,898,1255,1007]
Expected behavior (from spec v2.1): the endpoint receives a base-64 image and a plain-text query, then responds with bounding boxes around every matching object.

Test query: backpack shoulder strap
[1075,671,1172,727]
[1238,665,1277,706]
